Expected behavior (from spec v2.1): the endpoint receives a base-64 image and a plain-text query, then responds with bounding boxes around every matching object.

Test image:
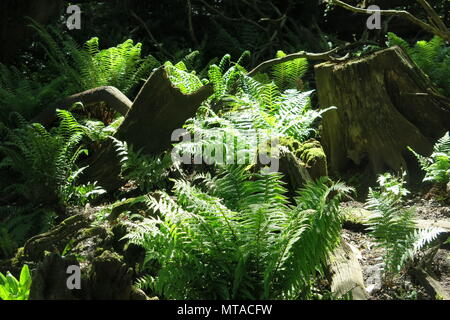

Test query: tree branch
[247,41,378,77]
[130,10,174,59]
[327,0,450,42]
[187,0,199,47]
[417,0,448,34]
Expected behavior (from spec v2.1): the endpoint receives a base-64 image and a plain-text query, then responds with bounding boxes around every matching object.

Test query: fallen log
[32,86,133,126]
[328,239,368,300]
[411,268,450,300]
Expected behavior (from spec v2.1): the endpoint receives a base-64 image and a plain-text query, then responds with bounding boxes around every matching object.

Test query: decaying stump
[279,139,328,192]
[82,66,213,190]
[315,46,450,180]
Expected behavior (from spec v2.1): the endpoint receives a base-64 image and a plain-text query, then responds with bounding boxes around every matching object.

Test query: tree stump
[83,66,213,190]
[315,46,450,181]
[279,139,328,194]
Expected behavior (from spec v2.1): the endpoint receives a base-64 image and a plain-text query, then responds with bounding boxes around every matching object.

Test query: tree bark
[32,86,133,125]
[279,140,328,194]
[315,46,450,180]
[83,66,213,190]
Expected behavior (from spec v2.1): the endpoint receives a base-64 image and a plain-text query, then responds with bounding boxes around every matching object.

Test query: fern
[124,172,352,300]
[272,50,309,91]
[111,138,172,193]
[0,64,65,124]
[164,61,205,94]
[0,110,101,206]
[173,59,332,171]
[409,132,450,184]
[0,22,161,123]
[31,23,161,96]
[79,116,124,143]
[365,173,443,278]
[0,206,55,259]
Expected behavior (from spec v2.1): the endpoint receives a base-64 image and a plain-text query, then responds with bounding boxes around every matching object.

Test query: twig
[187,0,199,47]
[327,0,450,42]
[417,0,448,34]
[130,10,173,58]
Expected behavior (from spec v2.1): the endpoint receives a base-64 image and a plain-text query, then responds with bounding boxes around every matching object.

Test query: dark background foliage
[1,0,448,67]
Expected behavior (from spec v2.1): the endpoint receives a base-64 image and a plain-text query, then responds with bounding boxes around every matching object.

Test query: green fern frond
[272,50,309,91]
[409,132,450,184]
[165,62,204,94]
[365,173,443,277]
[126,171,351,299]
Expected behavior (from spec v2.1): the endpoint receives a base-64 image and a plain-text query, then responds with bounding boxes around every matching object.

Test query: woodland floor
[341,192,450,300]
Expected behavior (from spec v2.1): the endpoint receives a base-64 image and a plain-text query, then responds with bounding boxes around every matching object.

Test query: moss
[78,226,109,240]
[279,136,301,152]
[280,138,326,166]
[300,146,326,166]
[97,250,123,262]
[10,247,25,268]
[295,140,326,165]
[108,196,147,222]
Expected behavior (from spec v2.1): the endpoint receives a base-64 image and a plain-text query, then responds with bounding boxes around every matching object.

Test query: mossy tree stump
[315,46,450,181]
[279,138,328,193]
[82,66,213,190]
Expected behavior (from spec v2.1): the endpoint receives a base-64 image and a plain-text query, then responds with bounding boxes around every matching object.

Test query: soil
[340,187,450,300]
[406,196,450,221]
[342,229,435,300]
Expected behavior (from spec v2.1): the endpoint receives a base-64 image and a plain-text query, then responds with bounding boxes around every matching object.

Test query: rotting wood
[411,268,450,300]
[329,239,368,300]
[81,66,213,190]
[315,46,450,181]
[32,86,133,126]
